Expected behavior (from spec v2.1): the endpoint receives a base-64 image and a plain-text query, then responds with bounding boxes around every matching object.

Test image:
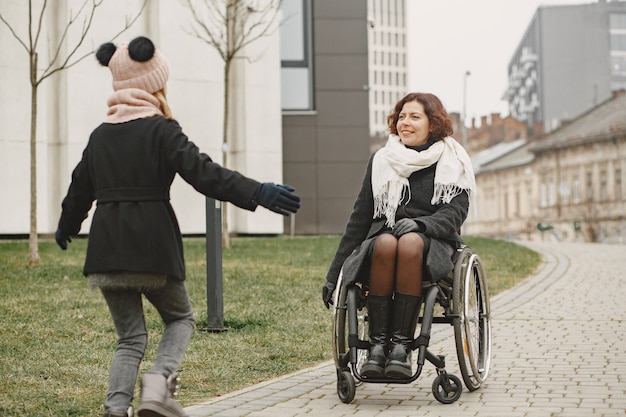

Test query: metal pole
[205,197,226,331]
[462,70,471,148]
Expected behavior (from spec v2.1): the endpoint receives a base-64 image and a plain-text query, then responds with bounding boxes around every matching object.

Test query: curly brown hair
[387,92,454,141]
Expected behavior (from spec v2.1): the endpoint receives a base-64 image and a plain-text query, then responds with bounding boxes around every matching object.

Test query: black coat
[57,116,261,280]
[325,151,470,287]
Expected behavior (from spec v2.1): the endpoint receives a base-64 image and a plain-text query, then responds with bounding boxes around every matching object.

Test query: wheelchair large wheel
[452,246,492,391]
[332,272,368,403]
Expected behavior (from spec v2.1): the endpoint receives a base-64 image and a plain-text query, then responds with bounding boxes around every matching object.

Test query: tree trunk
[221,59,231,248]
[221,1,236,249]
[29,53,40,265]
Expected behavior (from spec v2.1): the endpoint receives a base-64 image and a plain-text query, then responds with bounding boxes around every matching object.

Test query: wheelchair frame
[332,245,492,404]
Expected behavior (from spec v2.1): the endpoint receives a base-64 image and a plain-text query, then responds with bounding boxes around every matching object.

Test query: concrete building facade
[281,0,372,235]
[502,0,626,134]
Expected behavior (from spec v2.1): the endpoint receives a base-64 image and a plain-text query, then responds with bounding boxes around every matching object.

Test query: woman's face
[396,100,431,146]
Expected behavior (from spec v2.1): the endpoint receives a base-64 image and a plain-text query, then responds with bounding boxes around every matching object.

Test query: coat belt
[96,187,170,203]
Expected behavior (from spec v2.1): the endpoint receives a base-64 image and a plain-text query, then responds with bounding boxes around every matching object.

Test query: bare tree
[0,0,146,265]
[181,0,282,248]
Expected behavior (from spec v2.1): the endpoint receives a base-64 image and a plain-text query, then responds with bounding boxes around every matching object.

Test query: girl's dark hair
[386,92,454,140]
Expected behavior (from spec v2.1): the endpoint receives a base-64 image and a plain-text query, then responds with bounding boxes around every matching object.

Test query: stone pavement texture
[184,241,626,417]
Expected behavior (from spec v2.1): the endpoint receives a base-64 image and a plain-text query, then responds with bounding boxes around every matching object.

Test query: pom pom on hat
[98,36,169,94]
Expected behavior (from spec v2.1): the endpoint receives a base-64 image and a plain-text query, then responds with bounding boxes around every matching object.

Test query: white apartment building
[367,0,407,139]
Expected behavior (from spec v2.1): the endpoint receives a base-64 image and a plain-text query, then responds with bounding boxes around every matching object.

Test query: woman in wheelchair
[322,92,476,380]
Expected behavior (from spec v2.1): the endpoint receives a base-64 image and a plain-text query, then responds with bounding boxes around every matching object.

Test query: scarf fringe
[432,183,466,205]
[373,182,411,228]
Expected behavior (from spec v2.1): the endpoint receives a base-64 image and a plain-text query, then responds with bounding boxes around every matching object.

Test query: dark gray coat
[325,151,469,287]
[57,116,261,280]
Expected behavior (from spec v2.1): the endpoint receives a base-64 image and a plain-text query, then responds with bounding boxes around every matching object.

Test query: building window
[616,168,623,200]
[610,13,626,30]
[280,0,314,111]
[572,175,580,204]
[548,178,556,206]
[586,171,593,201]
[504,191,509,219]
[559,178,570,205]
[610,33,626,50]
[540,181,547,208]
[609,13,626,77]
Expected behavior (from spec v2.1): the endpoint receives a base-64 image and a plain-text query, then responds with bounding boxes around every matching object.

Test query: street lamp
[462,70,471,148]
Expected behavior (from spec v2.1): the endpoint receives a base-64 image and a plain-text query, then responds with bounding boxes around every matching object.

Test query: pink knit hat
[97,37,169,94]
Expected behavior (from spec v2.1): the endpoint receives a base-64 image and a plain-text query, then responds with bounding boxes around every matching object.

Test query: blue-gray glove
[55,229,71,250]
[322,281,336,309]
[255,183,301,215]
[392,218,420,238]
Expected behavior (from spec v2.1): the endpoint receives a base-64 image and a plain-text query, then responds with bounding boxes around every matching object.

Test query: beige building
[465,91,626,244]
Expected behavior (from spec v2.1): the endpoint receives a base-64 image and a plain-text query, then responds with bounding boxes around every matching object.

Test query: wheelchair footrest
[348,334,370,350]
[412,334,430,350]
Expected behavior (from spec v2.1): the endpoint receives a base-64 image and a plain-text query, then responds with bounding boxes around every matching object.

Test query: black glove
[255,183,301,216]
[392,218,420,238]
[322,281,336,309]
[55,229,72,250]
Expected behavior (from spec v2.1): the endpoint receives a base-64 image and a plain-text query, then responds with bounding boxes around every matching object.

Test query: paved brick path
[185,241,626,417]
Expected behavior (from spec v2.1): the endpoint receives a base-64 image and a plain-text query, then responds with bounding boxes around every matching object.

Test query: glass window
[548,178,556,206]
[616,168,622,200]
[611,55,626,76]
[610,13,626,29]
[610,34,626,51]
[280,0,314,111]
[559,178,570,205]
[540,181,547,208]
[572,175,580,203]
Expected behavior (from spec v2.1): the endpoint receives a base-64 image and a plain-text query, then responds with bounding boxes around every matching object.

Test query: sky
[406,0,594,122]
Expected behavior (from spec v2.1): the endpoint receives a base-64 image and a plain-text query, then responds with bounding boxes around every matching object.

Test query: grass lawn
[0,235,540,416]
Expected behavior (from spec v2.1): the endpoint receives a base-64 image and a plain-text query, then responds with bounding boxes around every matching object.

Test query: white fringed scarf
[372,134,476,227]
[105,88,163,124]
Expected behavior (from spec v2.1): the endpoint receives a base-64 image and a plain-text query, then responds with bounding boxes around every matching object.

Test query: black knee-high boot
[384,292,422,379]
[360,295,391,379]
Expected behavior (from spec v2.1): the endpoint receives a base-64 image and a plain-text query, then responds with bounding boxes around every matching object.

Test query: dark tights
[369,232,425,296]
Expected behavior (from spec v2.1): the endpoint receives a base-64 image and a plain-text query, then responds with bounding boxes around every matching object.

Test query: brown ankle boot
[137,372,188,417]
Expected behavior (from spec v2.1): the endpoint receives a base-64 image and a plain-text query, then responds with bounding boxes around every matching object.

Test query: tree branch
[38,0,147,85]
[0,11,29,53]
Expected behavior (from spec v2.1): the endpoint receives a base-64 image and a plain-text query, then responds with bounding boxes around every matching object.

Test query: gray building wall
[283,0,371,234]
[504,1,626,133]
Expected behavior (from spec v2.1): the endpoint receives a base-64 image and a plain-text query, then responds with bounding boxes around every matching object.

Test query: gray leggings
[100,277,195,413]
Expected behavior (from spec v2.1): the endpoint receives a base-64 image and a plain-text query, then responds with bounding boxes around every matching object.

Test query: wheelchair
[332,245,492,404]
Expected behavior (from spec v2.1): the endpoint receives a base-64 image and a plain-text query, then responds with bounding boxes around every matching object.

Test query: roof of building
[477,141,535,174]
[470,138,528,174]
[471,91,626,175]
[531,92,626,151]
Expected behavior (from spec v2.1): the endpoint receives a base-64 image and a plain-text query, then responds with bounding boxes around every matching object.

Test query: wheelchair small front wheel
[432,373,462,404]
[337,370,356,404]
